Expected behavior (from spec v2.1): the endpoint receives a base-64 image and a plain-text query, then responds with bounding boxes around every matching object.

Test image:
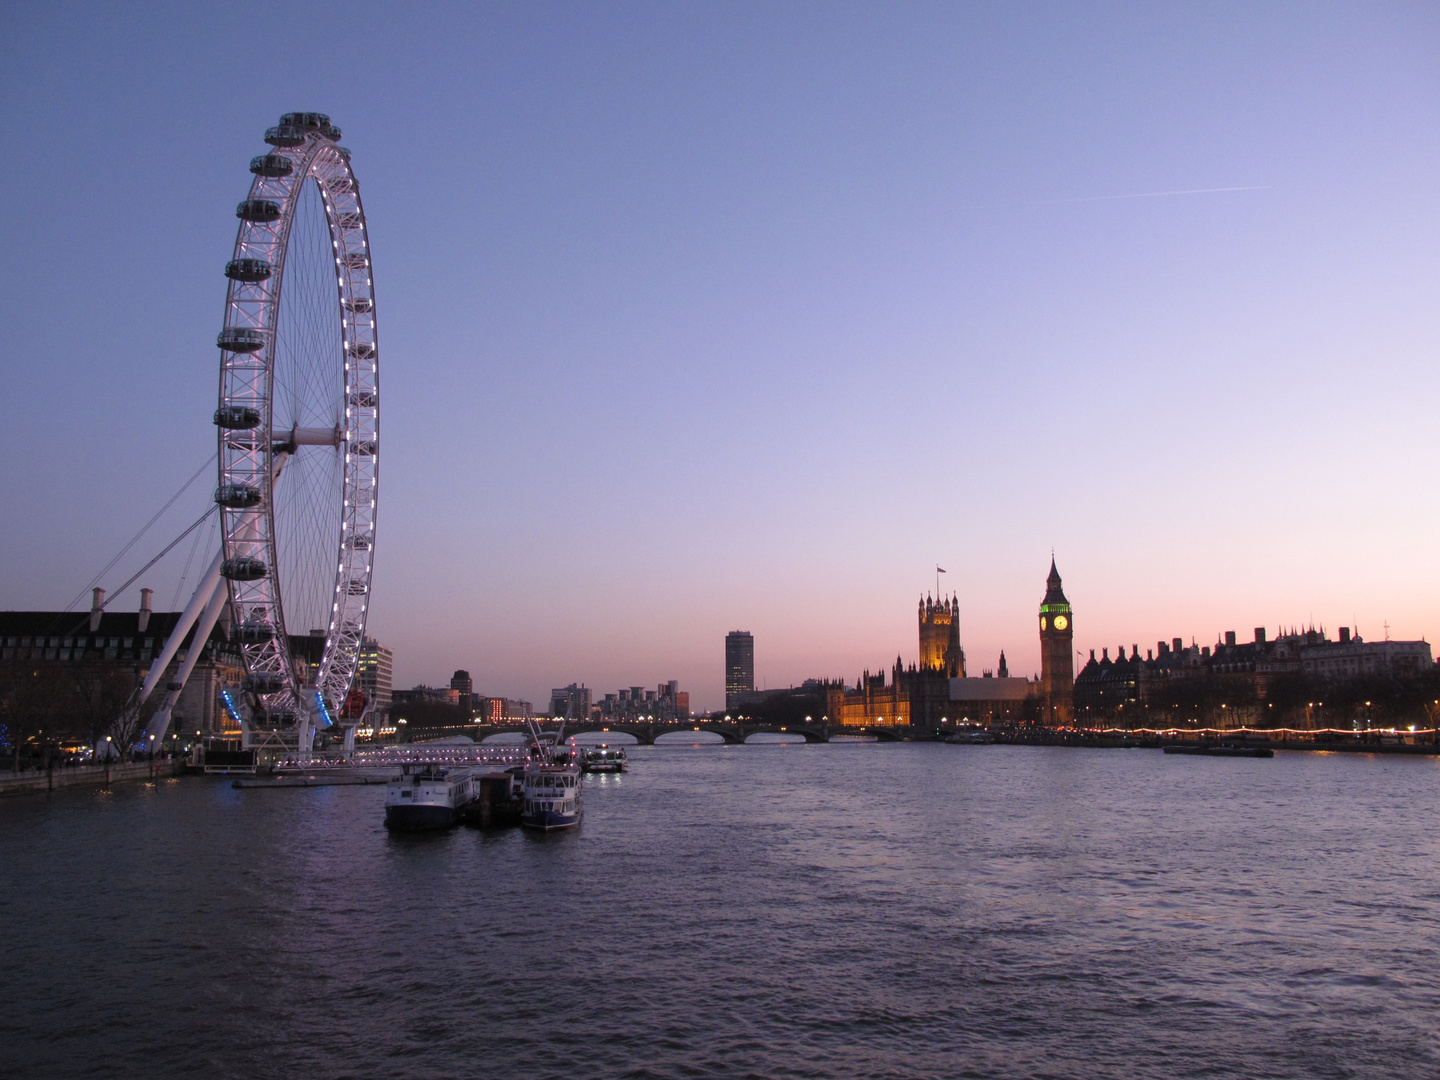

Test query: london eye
[106,114,378,761]
[211,112,380,753]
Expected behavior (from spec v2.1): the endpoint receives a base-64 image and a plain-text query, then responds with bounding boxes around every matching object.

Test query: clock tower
[1038,558,1074,725]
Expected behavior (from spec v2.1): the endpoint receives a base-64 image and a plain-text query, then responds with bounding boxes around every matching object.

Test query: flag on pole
[937,566,946,574]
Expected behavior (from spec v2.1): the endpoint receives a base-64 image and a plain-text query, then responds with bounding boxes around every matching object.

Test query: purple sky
[2,2,1438,712]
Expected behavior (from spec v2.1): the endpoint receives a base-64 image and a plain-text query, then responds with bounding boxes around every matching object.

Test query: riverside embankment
[0,757,185,796]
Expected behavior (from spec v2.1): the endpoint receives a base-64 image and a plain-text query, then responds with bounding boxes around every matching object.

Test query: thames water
[2,743,1439,1079]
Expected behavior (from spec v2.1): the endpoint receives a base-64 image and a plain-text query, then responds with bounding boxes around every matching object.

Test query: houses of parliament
[824,560,1073,728]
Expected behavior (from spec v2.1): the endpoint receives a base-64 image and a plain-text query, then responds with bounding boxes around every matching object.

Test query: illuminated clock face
[1039,616,1047,631]
[1053,615,1069,631]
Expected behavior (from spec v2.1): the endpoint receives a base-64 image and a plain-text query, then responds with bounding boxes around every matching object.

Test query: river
[2,742,1438,1078]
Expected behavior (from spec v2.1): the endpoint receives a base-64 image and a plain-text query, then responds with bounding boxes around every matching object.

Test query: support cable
[62,453,218,612]
[105,506,218,605]
[50,506,218,643]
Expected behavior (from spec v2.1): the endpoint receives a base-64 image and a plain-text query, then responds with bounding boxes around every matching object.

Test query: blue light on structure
[313,690,335,729]
[220,689,241,724]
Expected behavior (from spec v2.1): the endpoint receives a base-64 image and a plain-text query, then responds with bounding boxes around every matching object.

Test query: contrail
[1041,185,1272,205]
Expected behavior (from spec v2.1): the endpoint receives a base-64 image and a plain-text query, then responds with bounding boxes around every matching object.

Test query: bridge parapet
[421,719,936,747]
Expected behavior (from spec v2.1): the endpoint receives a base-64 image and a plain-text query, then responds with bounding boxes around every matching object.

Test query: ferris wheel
[213,112,380,746]
[105,112,377,761]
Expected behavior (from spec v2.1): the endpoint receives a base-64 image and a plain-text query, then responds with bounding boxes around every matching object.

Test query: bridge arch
[740,726,826,744]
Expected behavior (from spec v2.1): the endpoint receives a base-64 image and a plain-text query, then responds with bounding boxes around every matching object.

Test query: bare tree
[0,663,63,771]
[71,665,140,753]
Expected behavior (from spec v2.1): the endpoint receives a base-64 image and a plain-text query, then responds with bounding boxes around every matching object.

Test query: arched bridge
[470,720,914,745]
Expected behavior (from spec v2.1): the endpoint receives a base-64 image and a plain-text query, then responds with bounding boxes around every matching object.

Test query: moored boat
[1164,743,1273,758]
[518,714,584,830]
[384,764,479,830]
[520,761,583,830]
[581,745,627,772]
[946,728,995,744]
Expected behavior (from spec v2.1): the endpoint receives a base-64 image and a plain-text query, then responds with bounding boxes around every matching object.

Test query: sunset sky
[2,2,1438,712]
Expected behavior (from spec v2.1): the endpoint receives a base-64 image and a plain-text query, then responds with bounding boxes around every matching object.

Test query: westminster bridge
[403,719,937,746]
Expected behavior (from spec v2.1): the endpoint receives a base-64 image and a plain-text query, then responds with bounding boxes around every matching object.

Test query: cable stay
[62,453,217,615]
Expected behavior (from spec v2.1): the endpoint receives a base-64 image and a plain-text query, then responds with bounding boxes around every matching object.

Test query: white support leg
[144,575,229,746]
[135,550,224,711]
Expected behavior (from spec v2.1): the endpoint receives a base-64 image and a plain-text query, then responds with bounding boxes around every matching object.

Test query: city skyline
[2,3,1438,713]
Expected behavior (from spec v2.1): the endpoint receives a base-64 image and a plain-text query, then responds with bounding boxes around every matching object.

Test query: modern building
[550,682,592,721]
[354,637,393,721]
[1038,558,1075,724]
[725,631,754,711]
[476,696,533,722]
[598,681,690,722]
[450,669,473,714]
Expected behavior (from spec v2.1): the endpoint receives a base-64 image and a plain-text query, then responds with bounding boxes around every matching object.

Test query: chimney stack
[1225,630,1236,647]
[1255,627,1266,645]
[90,588,105,633]
[138,588,153,633]
[1340,626,1351,644]
[1173,637,1183,654]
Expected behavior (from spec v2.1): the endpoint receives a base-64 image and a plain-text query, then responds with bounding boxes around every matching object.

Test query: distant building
[1262,626,1432,682]
[829,665,911,726]
[355,637,393,720]
[392,685,459,707]
[0,594,243,737]
[598,681,690,722]
[476,696,533,722]
[550,682,592,721]
[825,594,977,728]
[1038,559,1075,724]
[725,631,754,711]
[949,670,1037,725]
[919,594,965,676]
[451,669,473,714]
[1074,623,1436,728]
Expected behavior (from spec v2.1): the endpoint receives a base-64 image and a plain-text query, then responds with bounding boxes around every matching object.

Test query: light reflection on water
[2,744,1439,1079]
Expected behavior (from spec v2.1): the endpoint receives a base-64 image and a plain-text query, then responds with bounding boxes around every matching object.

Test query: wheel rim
[216,113,378,737]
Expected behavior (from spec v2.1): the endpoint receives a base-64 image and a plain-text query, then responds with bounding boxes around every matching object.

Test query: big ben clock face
[1053,615,1069,631]
[1040,616,1047,631]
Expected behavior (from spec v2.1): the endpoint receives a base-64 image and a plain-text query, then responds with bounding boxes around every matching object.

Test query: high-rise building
[1038,559,1074,724]
[451,669,473,714]
[550,683,592,721]
[596,681,689,721]
[355,637,394,721]
[725,631,754,712]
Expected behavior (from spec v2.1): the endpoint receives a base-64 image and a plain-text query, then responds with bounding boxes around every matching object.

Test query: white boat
[581,745,627,773]
[520,716,583,830]
[520,761,583,830]
[384,764,478,830]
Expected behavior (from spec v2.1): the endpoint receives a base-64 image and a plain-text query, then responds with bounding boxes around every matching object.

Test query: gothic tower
[1038,558,1074,724]
[919,594,966,677]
